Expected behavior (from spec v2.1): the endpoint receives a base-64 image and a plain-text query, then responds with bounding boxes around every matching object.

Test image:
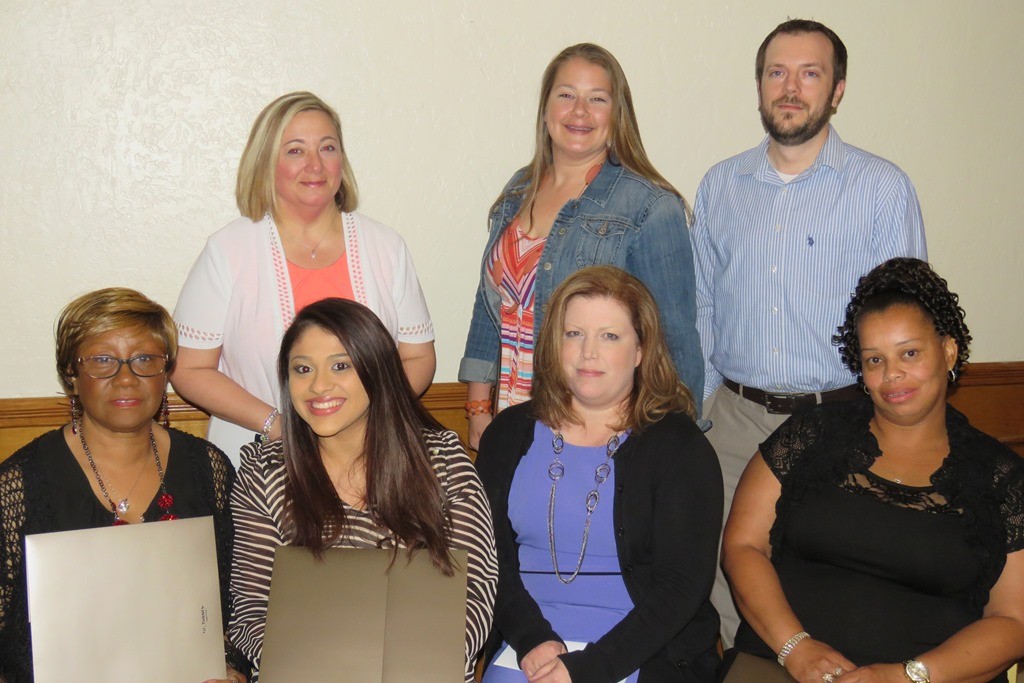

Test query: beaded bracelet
[259,408,280,443]
[465,399,492,419]
[777,630,810,666]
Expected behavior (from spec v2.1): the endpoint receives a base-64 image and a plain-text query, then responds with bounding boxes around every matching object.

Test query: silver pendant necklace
[547,427,623,584]
[76,420,159,523]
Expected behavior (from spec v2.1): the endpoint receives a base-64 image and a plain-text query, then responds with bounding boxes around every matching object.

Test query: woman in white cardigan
[173,92,435,461]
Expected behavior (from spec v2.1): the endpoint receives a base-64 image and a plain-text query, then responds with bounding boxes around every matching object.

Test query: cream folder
[25,516,226,683]
[259,546,468,683]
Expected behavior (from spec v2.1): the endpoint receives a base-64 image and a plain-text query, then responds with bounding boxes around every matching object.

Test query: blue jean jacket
[459,162,704,410]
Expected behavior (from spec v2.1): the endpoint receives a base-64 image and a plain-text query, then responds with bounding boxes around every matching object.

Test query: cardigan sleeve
[560,419,724,681]
[174,231,234,350]
[474,409,563,664]
[390,233,435,344]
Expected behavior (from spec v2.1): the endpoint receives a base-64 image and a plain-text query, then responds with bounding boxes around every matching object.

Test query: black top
[476,402,723,682]
[0,427,248,682]
[733,399,1024,683]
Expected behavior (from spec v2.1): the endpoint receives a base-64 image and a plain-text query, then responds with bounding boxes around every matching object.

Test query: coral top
[286,254,354,314]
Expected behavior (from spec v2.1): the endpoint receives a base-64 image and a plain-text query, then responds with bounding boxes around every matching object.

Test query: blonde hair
[55,288,177,394]
[496,43,688,220]
[235,91,358,221]
[531,266,696,431]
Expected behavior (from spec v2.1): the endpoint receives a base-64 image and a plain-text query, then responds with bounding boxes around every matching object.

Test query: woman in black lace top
[0,288,248,683]
[722,258,1024,683]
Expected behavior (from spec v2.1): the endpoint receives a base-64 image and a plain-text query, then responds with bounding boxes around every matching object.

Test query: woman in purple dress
[476,266,722,683]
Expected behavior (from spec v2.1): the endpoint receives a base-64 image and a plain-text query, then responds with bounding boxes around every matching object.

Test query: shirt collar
[742,124,846,183]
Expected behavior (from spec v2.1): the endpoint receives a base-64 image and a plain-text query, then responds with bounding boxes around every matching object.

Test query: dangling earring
[70,395,82,434]
[948,367,958,384]
[160,393,170,428]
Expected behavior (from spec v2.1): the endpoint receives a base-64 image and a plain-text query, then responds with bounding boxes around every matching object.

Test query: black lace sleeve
[996,453,1024,553]
[758,408,826,482]
[0,455,29,682]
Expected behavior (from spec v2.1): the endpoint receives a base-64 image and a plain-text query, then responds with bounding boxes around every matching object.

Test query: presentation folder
[259,546,468,682]
[25,516,226,683]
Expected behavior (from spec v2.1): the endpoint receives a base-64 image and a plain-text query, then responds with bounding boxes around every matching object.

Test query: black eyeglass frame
[75,354,169,379]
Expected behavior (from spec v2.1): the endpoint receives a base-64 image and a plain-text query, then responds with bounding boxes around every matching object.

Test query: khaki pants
[703,385,790,648]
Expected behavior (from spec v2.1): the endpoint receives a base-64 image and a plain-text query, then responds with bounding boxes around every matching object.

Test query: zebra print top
[227,429,498,682]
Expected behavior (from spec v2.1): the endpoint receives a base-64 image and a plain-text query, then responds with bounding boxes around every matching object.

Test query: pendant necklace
[547,426,624,584]
[291,215,339,261]
[75,419,177,525]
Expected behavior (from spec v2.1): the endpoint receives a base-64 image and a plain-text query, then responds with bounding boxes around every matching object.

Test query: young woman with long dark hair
[227,298,497,682]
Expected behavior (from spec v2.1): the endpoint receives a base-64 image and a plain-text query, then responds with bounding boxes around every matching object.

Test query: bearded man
[690,19,927,647]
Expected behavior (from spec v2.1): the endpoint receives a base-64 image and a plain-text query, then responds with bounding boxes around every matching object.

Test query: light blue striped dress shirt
[692,126,927,399]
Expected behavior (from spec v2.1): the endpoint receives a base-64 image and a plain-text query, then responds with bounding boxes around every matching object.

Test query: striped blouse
[228,430,498,682]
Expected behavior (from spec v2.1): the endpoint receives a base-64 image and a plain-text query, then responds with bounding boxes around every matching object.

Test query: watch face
[906,660,929,682]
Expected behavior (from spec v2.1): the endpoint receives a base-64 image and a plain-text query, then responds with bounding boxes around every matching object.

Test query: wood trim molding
[2,362,1022,458]
[957,361,1024,387]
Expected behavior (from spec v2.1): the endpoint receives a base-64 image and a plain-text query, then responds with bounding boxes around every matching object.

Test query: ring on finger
[834,667,845,676]
[823,674,835,683]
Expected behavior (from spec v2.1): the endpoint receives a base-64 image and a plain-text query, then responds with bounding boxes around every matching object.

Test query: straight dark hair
[755,19,848,88]
[277,298,454,574]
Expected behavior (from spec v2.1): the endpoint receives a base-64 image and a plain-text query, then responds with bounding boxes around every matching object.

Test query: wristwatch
[903,659,930,682]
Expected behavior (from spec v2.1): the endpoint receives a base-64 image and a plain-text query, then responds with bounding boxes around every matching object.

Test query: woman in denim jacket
[460,43,702,448]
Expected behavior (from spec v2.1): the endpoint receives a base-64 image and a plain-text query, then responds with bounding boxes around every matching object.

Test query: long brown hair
[531,266,696,431]
[277,298,454,574]
[494,43,688,221]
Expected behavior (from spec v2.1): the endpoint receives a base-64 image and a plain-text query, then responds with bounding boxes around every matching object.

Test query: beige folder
[259,546,468,683]
[25,516,226,683]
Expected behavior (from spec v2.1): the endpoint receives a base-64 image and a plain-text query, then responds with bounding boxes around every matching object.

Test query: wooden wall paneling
[2,362,1021,462]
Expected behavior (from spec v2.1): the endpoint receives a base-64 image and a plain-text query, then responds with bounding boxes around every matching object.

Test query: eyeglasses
[76,354,168,379]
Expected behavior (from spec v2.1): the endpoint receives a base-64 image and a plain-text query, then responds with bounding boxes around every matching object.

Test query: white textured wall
[1,0,1021,397]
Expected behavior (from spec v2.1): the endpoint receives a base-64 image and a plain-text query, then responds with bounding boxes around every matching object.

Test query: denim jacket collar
[495,160,627,215]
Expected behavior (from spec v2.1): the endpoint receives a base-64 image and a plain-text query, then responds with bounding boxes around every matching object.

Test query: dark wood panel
[2,362,1021,461]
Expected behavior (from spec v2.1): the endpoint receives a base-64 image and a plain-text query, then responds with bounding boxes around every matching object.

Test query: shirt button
[623,564,633,573]
[558,227,566,235]
[772,306,779,314]
[771,265,778,273]
[543,262,552,271]
[616,484,623,492]
[775,224,782,232]
[616,527,624,536]
[781,188,788,195]
[541,304,548,312]
[773,348,779,354]
[598,224,608,235]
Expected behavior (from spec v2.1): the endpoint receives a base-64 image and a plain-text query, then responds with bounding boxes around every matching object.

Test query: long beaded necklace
[547,427,624,584]
[75,419,177,525]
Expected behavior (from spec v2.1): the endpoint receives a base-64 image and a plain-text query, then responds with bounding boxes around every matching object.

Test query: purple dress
[483,423,639,683]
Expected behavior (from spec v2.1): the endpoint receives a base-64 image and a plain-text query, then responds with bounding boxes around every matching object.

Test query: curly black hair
[833,258,971,382]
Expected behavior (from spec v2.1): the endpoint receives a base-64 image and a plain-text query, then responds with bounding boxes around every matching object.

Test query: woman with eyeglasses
[0,288,248,683]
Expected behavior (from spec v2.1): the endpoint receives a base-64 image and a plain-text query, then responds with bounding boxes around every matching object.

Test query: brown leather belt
[723,379,861,415]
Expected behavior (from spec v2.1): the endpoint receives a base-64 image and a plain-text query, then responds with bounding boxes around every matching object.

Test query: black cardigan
[475,402,723,682]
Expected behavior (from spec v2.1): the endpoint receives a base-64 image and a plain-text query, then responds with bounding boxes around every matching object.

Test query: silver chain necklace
[76,420,162,523]
[547,427,623,584]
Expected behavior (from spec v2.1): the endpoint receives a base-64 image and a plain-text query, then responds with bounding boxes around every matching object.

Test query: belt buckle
[763,393,794,415]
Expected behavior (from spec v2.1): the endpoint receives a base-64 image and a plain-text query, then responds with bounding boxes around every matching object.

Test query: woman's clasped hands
[520,640,570,682]
[784,638,906,683]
